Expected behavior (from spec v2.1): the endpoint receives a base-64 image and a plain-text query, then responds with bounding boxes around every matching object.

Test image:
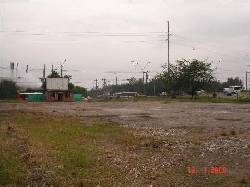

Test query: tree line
[0,59,244,99]
[89,59,243,98]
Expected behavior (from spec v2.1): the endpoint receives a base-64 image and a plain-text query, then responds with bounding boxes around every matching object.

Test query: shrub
[0,80,17,99]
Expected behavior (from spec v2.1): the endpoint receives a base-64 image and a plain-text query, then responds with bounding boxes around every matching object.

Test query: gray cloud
[0,0,250,88]
[0,0,30,3]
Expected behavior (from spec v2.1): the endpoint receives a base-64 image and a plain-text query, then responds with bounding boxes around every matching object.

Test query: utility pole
[153,79,156,96]
[43,64,46,80]
[52,65,54,73]
[26,65,29,73]
[102,78,107,88]
[10,62,14,79]
[246,72,250,90]
[132,60,150,83]
[167,20,170,73]
[61,59,66,78]
[15,63,18,78]
[142,72,145,83]
[104,71,119,86]
[94,79,98,90]
[60,65,62,77]
[142,71,149,84]
[145,71,149,84]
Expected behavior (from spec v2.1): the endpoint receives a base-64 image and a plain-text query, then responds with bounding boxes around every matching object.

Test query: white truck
[223,86,242,96]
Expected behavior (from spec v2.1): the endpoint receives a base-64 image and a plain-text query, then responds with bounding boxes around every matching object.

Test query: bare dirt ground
[1,101,250,186]
[2,101,250,130]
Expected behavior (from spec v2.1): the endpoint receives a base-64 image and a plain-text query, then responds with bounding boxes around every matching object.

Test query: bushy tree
[88,59,215,98]
[160,63,181,95]
[225,77,243,87]
[179,59,214,96]
[161,59,215,97]
[73,86,87,97]
[0,80,18,99]
[47,70,61,78]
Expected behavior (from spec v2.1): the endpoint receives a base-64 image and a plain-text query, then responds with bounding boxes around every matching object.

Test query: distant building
[45,78,73,101]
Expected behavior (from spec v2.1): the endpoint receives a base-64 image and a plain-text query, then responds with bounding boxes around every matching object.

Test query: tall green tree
[225,77,243,87]
[160,63,181,95]
[161,59,215,97]
[178,59,214,97]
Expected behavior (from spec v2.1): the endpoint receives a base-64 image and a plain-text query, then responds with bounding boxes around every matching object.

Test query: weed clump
[221,132,228,136]
[240,178,248,184]
[230,130,237,136]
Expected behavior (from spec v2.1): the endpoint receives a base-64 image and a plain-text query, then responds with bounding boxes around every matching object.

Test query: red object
[187,166,198,174]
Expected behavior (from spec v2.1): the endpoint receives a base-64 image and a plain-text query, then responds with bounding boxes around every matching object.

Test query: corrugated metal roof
[19,92,43,95]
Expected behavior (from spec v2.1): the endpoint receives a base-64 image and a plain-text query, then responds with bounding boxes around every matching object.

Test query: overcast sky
[1,0,250,89]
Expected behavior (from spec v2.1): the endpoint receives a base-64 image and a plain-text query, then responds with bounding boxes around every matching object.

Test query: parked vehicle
[114,92,138,98]
[195,89,205,96]
[223,86,242,96]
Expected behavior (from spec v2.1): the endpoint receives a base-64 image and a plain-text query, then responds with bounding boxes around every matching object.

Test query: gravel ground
[2,101,250,130]
[1,101,250,186]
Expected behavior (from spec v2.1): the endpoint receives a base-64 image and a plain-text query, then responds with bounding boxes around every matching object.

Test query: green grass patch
[188,96,238,103]
[0,130,26,185]
[93,95,249,104]
[0,99,27,103]
[0,148,25,185]
[0,109,246,186]
[63,149,92,170]
[162,96,246,104]
[239,98,250,103]
[10,111,139,185]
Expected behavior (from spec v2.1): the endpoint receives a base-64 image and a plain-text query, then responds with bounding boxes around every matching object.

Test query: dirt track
[2,101,250,130]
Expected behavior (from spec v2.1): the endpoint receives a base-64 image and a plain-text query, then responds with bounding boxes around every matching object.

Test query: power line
[0,30,166,37]
[172,33,250,59]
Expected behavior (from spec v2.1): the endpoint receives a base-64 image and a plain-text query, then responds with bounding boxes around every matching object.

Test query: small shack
[45,78,73,102]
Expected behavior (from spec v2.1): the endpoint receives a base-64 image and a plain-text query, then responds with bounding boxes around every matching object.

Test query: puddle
[216,111,232,114]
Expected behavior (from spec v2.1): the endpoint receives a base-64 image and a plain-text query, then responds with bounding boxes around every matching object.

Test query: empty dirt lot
[1,101,250,186]
[2,100,250,131]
